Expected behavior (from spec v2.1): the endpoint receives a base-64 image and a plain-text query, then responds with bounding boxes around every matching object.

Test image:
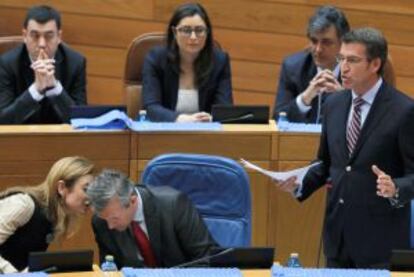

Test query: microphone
[171,247,235,268]
[219,113,254,123]
[41,265,58,273]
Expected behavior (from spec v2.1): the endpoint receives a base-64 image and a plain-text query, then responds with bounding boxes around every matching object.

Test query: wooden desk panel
[278,133,320,161]
[0,125,327,267]
[50,269,272,277]
[0,132,130,161]
[49,270,414,276]
[135,133,271,160]
[270,133,323,267]
[130,125,274,246]
[0,126,131,263]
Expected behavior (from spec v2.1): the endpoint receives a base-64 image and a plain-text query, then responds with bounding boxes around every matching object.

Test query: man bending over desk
[87,169,217,268]
[0,5,86,124]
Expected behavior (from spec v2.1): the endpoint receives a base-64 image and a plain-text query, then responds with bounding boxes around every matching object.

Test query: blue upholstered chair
[141,153,252,247]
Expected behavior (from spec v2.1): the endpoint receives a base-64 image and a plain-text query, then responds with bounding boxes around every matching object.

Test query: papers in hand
[240,159,320,183]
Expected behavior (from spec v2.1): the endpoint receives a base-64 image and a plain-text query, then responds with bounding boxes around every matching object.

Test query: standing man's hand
[372,165,397,198]
[273,176,299,194]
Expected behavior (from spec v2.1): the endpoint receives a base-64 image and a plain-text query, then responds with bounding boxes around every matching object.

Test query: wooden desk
[130,123,276,246]
[49,269,271,277]
[269,132,323,266]
[0,124,326,267]
[0,125,131,263]
[48,270,414,277]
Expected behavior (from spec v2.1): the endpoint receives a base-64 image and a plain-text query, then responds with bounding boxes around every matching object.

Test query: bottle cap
[279,111,287,117]
[290,252,299,258]
[139,110,147,115]
[105,255,114,262]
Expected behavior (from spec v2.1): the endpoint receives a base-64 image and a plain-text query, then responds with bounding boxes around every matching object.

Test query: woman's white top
[175,88,199,114]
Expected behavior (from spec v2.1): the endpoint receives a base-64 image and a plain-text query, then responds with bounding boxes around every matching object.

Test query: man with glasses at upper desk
[0,5,86,124]
[273,5,349,123]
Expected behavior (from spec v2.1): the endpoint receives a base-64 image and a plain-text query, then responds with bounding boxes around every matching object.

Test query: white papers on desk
[240,159,320,183]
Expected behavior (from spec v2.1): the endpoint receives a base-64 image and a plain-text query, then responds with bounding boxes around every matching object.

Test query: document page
[240,159,320,183]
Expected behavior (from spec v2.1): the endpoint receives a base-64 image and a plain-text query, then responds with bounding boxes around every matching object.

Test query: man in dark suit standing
[273,6,349,123]
[0,5,86,124]
[277,28,414,268]
[86,169,217,268]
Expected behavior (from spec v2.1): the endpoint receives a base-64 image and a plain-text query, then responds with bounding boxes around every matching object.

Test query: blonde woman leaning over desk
[0,156,95,273]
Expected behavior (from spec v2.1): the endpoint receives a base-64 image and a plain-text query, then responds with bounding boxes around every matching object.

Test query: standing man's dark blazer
[92,185,217,268]
[300,81,414,267]
[274,50,337,123]
[142,46,233,122]
[0,43,86,124]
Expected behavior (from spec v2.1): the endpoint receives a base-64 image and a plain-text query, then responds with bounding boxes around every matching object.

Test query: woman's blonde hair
[0,156,95,241]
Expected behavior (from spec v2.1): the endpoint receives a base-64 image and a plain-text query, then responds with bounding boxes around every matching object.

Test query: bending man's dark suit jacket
[0,43,86,124]
[274,50,336,123]
[142,46,233,122]
[92,185,217,268]
[300,82,414,267]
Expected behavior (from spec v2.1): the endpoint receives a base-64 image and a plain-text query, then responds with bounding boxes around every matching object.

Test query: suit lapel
[349,83,391,162]
[21,46,34,87]
[337,92,352,160]
[138,186,162,265]
[54,45,64,86]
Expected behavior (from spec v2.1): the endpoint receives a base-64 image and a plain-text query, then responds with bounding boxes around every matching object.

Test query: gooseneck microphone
[171,247,235,268]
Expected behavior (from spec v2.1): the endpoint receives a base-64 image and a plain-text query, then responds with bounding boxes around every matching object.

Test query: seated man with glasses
[273,5,350,123]
[0,5,86,124]
[142,3,233,122]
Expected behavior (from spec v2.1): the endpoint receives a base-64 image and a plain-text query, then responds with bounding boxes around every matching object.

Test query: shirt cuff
[296,94,312,114]
[0,257,18,274]
[389,187,404,208]
[293,182,303,198]
[28,84,45,102]
[45,81,63,97]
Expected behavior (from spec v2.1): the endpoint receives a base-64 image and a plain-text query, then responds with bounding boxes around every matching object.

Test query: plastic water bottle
[286,252,301,268]
[138,110,147,122]
[271,261,285,277]
[278,112,289,131]
[101,255,118,277]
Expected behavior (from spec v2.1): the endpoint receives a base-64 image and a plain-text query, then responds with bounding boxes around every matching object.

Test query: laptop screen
[211,105,269,124]
[209,247,274,269]
[391,249,414,271]
[28,249,93,273]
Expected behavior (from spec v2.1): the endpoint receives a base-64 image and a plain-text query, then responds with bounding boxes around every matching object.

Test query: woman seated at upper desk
[142,2,233,122]
[0,156,95,273]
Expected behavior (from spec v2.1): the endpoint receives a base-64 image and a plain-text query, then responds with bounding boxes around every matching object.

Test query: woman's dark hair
[166,3,214,88]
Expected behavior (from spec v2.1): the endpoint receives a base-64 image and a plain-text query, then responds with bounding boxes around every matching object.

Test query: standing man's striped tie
[347,97,365,156]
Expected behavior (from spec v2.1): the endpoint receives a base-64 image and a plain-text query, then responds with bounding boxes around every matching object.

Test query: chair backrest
[141,153,252,247]
[123,32,166,119]
[0,35,23,55]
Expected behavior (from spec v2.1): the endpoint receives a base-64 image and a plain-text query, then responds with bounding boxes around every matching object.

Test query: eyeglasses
[336,55,369,65]
[175,25,208,38]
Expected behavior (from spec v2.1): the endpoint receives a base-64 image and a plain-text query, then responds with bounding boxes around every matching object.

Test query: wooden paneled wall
[1,0,413,112]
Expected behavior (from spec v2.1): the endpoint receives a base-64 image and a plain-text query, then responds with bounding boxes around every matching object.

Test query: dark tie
[346,97,365,156]
[131,221,157,267]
